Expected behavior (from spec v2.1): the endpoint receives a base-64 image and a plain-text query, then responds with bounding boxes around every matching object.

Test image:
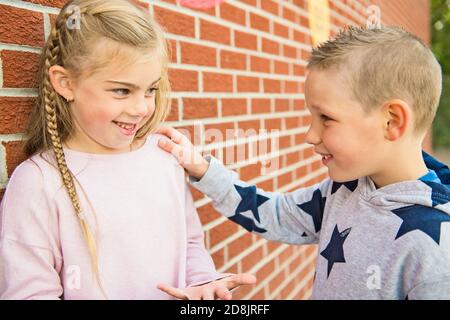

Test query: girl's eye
[112,88,130,96]
[145,87,159,97]
[320,114,333,122]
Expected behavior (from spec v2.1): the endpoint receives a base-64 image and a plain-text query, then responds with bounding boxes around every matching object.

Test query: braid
[43,26,101,287]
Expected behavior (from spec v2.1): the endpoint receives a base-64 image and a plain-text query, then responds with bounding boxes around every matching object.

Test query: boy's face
[304,68,387,182]
[67,48,161,154]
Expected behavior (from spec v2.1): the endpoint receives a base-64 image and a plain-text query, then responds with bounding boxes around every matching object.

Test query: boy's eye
[320,114,333,122]
[112,88,130,96]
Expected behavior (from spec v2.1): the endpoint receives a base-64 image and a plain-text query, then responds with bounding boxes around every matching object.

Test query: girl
[0,0,255,300]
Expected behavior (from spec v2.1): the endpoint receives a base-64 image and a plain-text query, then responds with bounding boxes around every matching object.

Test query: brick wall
[0,0,431,299]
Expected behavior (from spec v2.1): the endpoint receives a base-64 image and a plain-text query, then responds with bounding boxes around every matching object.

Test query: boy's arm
[189,156,332,244]
[156,127,332,245]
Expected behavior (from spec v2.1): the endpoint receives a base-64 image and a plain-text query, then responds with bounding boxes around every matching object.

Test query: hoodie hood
[359,151,450,215]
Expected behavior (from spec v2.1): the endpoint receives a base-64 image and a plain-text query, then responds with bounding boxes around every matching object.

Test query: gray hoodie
[190,151,450,299]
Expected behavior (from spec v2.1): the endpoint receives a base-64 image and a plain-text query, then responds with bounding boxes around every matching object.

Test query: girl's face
[66,50,162,154]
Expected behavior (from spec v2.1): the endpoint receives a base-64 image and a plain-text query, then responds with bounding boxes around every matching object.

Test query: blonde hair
[23,0,171,296]
[308,26,442,134]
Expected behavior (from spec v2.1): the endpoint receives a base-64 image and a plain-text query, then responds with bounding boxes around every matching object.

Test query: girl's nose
[131,97,152,118]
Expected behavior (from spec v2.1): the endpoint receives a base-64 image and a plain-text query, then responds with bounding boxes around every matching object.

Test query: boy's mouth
[322,154,333,165]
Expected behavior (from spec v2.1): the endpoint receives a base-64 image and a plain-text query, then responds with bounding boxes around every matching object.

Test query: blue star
[392,205,450,245]
[228,214,267,233]
[228,185,269,233]
[331,180,358,195]
[320,225,351,278]
[234,185,269,223]
[297,189,326,233]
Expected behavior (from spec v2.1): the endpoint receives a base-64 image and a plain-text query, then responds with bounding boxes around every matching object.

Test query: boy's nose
[305,124,321,145]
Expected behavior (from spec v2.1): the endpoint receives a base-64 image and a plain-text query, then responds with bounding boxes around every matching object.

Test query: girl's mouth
[112,121,137,136]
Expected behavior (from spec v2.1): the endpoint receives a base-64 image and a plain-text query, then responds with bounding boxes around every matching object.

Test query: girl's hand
[156,126,210,180]
[156,273,257,300]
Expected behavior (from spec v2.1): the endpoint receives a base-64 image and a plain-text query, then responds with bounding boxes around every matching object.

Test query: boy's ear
[381,99,412,141]
[48,65,75,102]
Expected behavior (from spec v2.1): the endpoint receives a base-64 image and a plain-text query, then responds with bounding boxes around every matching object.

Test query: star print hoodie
[189,151,450,299]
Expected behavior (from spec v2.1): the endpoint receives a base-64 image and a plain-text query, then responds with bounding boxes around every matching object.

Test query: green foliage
[432,0,450,148]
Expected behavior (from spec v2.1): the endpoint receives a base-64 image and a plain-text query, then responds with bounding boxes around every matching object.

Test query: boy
[157,26,450,299]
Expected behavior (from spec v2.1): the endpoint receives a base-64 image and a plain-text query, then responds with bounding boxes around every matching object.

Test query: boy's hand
[156,273,257,300]
[156,126,209,180]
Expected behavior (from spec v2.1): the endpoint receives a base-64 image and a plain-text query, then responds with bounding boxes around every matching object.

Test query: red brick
[180,42,216,67]
[3,141,27,177]
[154,7,195,37]
[282,7,296,23]
[221,98,247,117]
[250,56,270,73]
[274,60,289,75]
[285,81,299,93]
[182,98,218,119]
[221,50,246,70]
[219,3,246,26]
[228,233,253,259]
[237,76,259,92]
[166,99,178,121]
[265,118,281,131]
[284,45,297,58]
[0,5,45,47]
[203,72,233,92]
[274,22,289,38]
[197,203,221,225]
[242,246,263,271]
[250,13,270,32]
[0,97,35,134]
[200,19,230,45]
[251,98,271,114]
[211,248,225,269]
[261,0,279,15]
[240,162,262,180]
[1,50,40,88]
[204,122,234,141]
[234,31,257,50]
[209,220,238,248]
[262,37,279,55]
[275,99,290,112]
[24,0,67,7]
[0,188,5,203]
[264,79,281,93]
[168,69,198,92]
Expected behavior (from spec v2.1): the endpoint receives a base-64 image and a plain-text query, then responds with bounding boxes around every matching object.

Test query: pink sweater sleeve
[183,183,230,287]
[0,161,63,299]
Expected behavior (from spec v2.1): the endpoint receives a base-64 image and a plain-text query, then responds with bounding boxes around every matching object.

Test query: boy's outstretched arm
[156,126,332,245]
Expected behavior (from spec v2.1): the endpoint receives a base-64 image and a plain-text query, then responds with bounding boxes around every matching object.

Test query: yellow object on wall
[307,0,331,46]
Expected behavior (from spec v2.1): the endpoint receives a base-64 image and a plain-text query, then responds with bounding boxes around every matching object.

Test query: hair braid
[43,26,101,288]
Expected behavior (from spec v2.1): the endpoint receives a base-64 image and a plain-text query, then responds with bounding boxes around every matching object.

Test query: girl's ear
[381,99,411,141]
[48,65,75,102]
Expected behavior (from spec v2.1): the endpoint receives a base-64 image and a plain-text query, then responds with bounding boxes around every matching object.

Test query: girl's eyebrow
[106,77,161,89]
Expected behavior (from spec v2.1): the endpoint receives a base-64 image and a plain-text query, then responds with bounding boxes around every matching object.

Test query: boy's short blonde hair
[308,26,442,134]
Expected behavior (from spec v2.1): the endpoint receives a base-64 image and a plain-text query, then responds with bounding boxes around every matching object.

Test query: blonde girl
[0,0,254,300]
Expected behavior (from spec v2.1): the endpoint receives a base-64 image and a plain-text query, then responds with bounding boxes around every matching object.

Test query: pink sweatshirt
[0,134,224,299]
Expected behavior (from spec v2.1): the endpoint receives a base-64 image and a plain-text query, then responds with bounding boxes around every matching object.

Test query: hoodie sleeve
[0,160,63,300]
[407,274,450,299]
[184,181,230,287]
[189,156,333,244]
